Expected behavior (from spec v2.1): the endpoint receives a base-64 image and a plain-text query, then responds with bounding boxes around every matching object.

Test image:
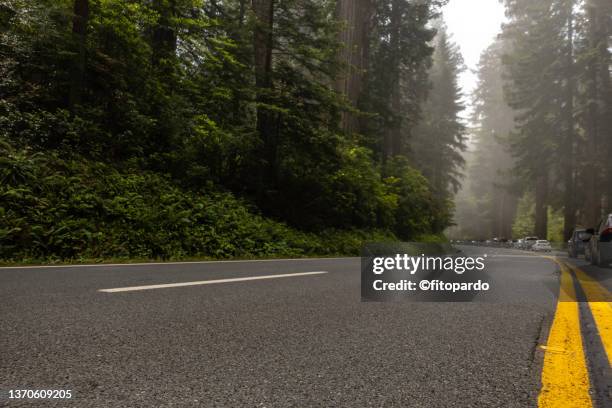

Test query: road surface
[1,246,610,407]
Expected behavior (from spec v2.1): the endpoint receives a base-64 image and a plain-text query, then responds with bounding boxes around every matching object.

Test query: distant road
[1,248,610,407]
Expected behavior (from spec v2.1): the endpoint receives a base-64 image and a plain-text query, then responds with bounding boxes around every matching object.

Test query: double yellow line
[538,258,611,407]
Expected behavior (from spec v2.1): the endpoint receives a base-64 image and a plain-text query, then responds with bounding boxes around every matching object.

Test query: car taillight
[601,227,612,242]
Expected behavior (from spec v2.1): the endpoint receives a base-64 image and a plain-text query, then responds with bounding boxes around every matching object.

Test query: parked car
[514,239,524,249]
[532,240,552,252]
[585,214,612,267]
[567,228,592,258]
[523,236,539,250]
[499,238,510,247]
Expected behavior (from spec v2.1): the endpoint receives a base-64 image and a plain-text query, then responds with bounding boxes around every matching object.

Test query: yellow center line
[563,262,612,367]
[538,259,592,408]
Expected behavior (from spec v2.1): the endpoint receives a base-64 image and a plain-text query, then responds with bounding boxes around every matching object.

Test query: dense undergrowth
[0,139,401,263]
[0,1,451,264]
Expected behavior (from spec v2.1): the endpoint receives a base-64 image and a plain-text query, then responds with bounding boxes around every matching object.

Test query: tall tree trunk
[147,0,178,155]
[383,0,402,161]
[252,0,275,190]
[562,2,576,241]
[239,0,246,27]
[253,0,274,92]
[582,0,603,227]
[496,189,505,238]
[494,188,516,239]
[390,74,402,156]
[594,0,612,213]
[152,0,177,67]
[534,173,548,238]
[504,192,519,239]
[69,0,89,109]
[359,1,374,135]
[335,0,371,135]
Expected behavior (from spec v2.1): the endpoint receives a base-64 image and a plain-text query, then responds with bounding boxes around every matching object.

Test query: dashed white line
[98,271,328,293]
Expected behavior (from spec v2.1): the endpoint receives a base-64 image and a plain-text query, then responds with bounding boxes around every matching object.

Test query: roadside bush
[383,157,453,238]
[0,139,394,262]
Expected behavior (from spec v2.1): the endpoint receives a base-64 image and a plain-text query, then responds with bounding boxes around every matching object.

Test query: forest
[0,0,464,262]
[454,0,611,242]
[0,0,610,262]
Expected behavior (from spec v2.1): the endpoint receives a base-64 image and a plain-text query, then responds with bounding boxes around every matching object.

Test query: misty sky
[442,0,506,119]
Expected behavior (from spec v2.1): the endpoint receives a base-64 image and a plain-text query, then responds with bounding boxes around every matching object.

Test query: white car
[532,240,552,252]
[523,236,539,250]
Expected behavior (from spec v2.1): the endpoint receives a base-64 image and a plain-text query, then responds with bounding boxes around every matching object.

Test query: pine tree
[334,0,373,134]
[575,0,612,226]
[0,0,457,260]
[410,23,466,199]
[502,0,564,238]
[364,0,439,162]
[456,39,518,239]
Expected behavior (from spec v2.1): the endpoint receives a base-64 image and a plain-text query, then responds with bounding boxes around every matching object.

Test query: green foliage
[0,139,395,261]
[383,157,452,237]
[502,0,563,179]
[510,193,564,241]
[452,39,518,240]
[0,0,456,262]
[512,193,535,238]
[547,207,564,243]
[363,0,439,156]
[500,0,612,239]
[410,24,466,197]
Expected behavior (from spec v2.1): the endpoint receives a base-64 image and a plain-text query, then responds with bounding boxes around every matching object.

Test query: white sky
[442,0,506,118]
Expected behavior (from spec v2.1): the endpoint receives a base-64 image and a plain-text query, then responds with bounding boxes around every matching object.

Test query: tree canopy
[0,0,466,262]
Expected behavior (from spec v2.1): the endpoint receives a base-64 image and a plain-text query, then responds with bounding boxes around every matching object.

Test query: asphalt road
[1,246,610,407]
